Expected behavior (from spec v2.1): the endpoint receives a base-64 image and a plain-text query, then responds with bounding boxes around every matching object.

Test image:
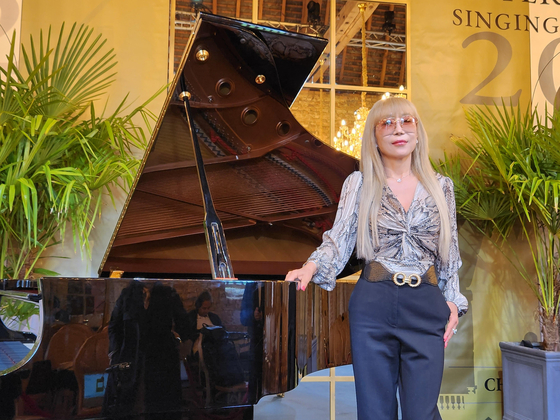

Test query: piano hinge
[109,270,124,278]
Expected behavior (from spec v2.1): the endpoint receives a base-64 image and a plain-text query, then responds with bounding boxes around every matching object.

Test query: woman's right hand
[285,262,317,291]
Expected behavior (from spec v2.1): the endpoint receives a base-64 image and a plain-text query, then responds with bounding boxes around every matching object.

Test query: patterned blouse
[307,171,468,316]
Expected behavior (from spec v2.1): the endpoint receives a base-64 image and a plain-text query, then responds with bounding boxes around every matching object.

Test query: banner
[411,1,542,419]
[529,2,560,114]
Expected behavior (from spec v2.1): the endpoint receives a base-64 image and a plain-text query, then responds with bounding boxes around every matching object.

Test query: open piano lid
[99,13,359,278]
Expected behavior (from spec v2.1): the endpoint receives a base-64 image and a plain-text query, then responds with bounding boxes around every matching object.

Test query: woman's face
[374,114,418,161]
[198,300,212,317]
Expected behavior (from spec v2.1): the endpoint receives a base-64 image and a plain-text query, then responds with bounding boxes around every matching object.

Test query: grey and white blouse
[307,171,468,316]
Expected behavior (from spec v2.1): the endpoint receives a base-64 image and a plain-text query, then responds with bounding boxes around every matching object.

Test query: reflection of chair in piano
[45,324,95,370]
[19,323,95,418]
[21,325,102,418]
[73,328,110,417]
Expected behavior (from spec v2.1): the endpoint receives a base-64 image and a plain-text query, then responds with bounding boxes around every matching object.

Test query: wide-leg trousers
[348,274,450,420]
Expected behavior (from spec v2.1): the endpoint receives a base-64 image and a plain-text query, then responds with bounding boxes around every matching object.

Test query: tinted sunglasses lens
[401,116,416,127]
[379,118,395,132]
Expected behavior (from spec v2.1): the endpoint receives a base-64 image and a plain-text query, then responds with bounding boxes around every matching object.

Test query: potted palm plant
[0,22,161,279]
[0,23,162,325]
[435,103,560,420]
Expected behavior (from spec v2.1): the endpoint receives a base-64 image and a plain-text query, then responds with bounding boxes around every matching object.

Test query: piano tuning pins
[196,49,209,61]
[255,75,266,84]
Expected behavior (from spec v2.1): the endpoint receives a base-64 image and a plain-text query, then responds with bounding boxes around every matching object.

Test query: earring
[416,139,419,144]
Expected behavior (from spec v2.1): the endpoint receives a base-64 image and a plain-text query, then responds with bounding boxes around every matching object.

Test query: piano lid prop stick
[179,90,236,280]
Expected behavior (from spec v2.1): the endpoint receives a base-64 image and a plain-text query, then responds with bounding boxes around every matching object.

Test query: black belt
[361,262,438,287]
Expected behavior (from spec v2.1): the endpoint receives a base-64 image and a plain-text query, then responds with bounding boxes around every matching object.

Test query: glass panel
[335,1,407,88]
[291,87,331,143]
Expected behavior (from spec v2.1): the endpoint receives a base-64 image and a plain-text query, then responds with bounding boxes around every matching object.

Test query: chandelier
[333,5,406,159]
[333,103,369,159]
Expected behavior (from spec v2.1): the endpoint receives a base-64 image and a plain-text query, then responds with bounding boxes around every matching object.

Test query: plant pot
[500,341,560,420]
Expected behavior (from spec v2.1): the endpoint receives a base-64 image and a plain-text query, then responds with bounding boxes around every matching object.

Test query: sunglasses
[376,116,418,133]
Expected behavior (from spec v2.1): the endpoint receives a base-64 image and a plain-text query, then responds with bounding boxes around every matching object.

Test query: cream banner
[411,1,540,420]
[529,2,560,114]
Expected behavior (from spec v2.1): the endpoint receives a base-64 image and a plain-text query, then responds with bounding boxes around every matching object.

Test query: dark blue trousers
[348,277,450,420]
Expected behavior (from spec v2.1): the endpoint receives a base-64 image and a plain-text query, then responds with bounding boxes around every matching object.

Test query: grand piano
[0,13,359,420]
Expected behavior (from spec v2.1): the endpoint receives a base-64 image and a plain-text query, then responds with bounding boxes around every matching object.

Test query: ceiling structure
[173,0,407,89]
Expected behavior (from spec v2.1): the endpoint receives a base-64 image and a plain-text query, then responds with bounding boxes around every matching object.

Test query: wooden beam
[312,2,379,81]
[301,0,307,24]
[236,0,240,18]
[379,5,395,88]
[380,50,388,87]
[339,47,347,82]
[324,0,329,26]
[399,51,406,87]
[259,0,263,20]
[213,0,217,14]
[281,0,287,21]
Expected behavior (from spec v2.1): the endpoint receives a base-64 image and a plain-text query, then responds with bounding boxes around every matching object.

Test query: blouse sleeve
[306,171,363,291]
[436,176,468,317]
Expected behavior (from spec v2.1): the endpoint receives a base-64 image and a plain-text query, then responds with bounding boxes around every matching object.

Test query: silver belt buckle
[392,272,422,287]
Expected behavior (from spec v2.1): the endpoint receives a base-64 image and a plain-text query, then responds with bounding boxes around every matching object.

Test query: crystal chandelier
[333,102,369,159]
[381,85,406,100]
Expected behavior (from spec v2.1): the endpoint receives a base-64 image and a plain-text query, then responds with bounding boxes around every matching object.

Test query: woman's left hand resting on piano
[285,262,317,291]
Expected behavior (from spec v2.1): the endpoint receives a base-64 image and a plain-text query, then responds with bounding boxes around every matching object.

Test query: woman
[185,291,245,388]
[285,97,468,420]
[104,281,189,419]
[186,290,223,342]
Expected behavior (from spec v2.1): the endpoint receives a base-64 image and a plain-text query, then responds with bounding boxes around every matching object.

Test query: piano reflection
[0,13,359,420]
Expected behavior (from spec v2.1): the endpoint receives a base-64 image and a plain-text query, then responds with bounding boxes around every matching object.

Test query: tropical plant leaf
[33,268,59,276]
[435,103,560,349]
[0,22,163,280]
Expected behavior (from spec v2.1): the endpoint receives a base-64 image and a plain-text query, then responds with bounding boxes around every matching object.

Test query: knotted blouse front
[307,171,468,316]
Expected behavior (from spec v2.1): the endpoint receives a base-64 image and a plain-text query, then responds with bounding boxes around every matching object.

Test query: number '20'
[460,32,560,105]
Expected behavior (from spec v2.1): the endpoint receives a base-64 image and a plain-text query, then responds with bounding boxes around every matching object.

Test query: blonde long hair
[357,97,451,262]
